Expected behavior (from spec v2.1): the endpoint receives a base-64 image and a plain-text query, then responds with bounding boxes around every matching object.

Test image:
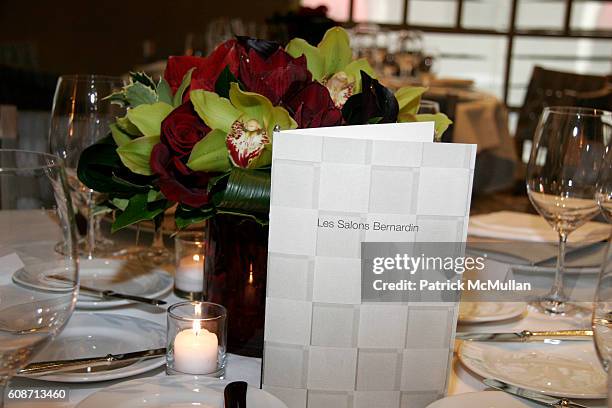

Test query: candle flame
[193,302,202,335]
[248,263,253,285]
[193,254,201,262]
[192,318,201,335]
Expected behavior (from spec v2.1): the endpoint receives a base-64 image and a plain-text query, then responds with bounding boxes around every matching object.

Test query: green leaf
[396,86,428,116]
[110,123,132,147]
[125,82,158,106]
[157,79,173,105]
[175,205,215,229]
[147,189,165,202]
[215,66,239,99]
[130,72,156,89]
[187,129,232,172]
[126,102,173,137]
[116,135,160,176]
[343,58,376,93]
[318,27,352,78]
[207,172,230,193]
[111,197,130,211]
[104,91,128,107]
[286,38,325,81]
[112,193,168,232]
[110,173,152,191]
[413,113,453,139]
[229,82,271,124]
[173,67,195,107]
[190,90,241,133]
[217,168,270,215]
[77,137,150,194]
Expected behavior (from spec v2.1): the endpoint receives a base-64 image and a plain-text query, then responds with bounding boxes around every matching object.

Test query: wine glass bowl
[0,150,79,404]
[49,74,126,259]
[526,106,611,315]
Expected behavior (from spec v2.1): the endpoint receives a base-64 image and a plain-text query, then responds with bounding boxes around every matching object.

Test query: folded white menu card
[263,122,477,408]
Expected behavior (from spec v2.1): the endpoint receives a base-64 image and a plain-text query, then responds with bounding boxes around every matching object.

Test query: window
[301,0,612,109]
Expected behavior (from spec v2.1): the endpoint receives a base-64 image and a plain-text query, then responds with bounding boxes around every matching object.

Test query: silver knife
[19,348,166,375]
[78,284,167,306]
[48,275,167,306]
[483,378,590,408]
[457,329,593,342]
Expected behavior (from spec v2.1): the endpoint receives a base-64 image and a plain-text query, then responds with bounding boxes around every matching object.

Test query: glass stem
[549,232,569,303]
[86,189,96,259]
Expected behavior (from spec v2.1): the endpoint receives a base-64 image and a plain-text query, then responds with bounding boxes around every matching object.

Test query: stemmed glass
[526,107,611,315]
[593,238,612,400]
[593,146,612,399]
[0,150,79,406]
[49,74,126,259]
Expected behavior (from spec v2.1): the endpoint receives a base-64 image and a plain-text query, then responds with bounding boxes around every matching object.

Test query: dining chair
[515,66,610,165]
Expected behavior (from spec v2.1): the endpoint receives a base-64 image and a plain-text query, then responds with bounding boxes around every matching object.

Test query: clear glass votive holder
[174,231,206,300]
[166,301,227,377]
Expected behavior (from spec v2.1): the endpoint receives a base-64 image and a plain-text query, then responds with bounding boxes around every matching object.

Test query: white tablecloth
[7,299,591,407]
[1,211,597,407]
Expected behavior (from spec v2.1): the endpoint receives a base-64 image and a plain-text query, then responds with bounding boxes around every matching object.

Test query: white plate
[76,375,287,408]
[13,258,173,309]
[459,302,527,323]
[21,313,165,382]
[458,340,607,399]
[426,391,536,408]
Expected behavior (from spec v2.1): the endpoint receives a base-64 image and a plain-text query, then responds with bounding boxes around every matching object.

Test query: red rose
[164,56,208,93]
[150,103,211,207]
[150,144,210,208]
[191,40,243,92]
[160,103,209,158]
[239,49,311,106]
[285,82,343,128]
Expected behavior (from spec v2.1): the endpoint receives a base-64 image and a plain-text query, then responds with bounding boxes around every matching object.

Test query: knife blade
[19,348,166,375]
[79,284,167,306]
[456,329,593,342]
[483,378,590,408]
[48,274,167,306]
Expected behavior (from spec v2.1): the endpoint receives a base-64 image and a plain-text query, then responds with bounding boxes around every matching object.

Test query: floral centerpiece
[77,27,450,356]
[78,27,450,230]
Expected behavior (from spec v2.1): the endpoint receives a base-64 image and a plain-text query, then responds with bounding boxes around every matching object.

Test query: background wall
[0,0,294,75]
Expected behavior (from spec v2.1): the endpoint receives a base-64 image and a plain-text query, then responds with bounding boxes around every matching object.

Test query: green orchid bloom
[395,86,453,140]
[286,26,376,108]
[188,83,297,171]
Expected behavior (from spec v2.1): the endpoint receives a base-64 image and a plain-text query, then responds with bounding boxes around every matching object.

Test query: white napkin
[468,211,611,243]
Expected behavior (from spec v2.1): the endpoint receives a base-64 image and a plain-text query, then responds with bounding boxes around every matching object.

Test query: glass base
[174,287,205,301]
[138,246,173,265]
[530,298,573,316]
[55,238,122,258]
[165,364,225,378]
[528,299,591,317]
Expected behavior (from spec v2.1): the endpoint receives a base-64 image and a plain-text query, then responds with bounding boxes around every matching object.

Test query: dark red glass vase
[204,215,268,358]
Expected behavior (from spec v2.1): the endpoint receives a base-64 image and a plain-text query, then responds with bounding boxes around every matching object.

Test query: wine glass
[593,237,612,398]
[49,74,126,259]
[526,106,611,315]
[0,149,79,406]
